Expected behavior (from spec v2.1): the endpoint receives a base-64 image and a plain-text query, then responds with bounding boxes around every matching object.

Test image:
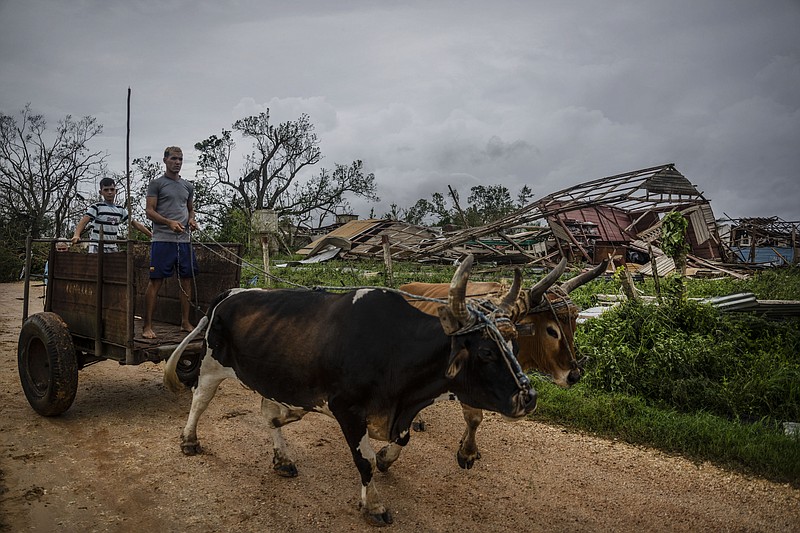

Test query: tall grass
[566,265,800,306]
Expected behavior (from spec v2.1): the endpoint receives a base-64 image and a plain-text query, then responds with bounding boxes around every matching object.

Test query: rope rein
[174,231,203,314]
[444,299,531,392]
[192,228,308,288]
[545,286,584,369]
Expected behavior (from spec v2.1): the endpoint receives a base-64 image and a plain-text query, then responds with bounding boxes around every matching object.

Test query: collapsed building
[718,216,799,266]
[295,163,797,276]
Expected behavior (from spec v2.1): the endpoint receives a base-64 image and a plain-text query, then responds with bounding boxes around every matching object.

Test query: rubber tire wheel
[18,312,78,416]
[175,353,201,388]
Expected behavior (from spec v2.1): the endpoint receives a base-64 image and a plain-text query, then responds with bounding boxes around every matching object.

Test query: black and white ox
[400,258,608,468]
[163,255,536,527]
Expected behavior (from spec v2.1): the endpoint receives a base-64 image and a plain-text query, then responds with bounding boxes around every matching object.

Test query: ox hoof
[412,420,426,432]
[181,441,202,455]
[273,462,298,478]
[456,450,480,470]
[363,509,393,527]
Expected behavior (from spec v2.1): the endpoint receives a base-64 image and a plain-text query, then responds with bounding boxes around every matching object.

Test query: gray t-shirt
[146,174,194,243]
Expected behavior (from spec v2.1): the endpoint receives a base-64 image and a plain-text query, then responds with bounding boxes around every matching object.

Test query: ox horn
[498,268,523,313]
[527,257,568,306]
[560,259,609,294]
[448,255,474,322]
[438,255,475,334]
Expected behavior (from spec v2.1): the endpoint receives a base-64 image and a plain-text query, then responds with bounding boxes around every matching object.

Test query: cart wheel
[18,312,78,416]
[176,353,202,388]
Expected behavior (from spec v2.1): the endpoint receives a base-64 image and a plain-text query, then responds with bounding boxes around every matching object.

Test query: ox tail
[163,315,209,393]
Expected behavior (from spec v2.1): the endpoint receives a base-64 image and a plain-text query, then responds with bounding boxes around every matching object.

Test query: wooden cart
[17,238,242,416]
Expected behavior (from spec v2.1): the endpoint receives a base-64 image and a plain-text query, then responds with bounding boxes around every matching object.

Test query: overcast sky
[1,0,798,224]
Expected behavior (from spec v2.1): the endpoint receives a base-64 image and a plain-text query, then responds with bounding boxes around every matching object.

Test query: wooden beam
[555,218,593,263]
[687,254,748,279]
[497,232,539,261]
[448,185,470,228]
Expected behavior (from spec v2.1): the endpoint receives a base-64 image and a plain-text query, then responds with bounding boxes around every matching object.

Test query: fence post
[382,235,394,287]
[252,209,278,287]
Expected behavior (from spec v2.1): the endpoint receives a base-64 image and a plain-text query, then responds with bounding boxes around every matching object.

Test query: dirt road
[1,281,798,532]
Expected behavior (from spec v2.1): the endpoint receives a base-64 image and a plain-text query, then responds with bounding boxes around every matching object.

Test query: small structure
[252,209,278,280]
[722,216,799,266]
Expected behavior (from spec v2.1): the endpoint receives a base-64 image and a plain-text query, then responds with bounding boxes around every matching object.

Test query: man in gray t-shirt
[142,146,199,339]
[147,174,195,242]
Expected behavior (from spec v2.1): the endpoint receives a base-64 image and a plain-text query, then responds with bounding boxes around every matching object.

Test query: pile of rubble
[295,163,798,278]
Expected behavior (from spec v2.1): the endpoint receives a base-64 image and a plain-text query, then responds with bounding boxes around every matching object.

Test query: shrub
[577,299,800,423]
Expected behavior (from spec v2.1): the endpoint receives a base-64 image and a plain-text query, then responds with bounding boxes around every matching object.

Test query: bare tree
[0,104,106,239]
[195,111,378,228]
[124,156,162,227]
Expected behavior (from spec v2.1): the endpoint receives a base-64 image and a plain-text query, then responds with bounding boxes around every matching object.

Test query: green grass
[533,380,800,485]
[566,265,800,307]
[243,255,529,290]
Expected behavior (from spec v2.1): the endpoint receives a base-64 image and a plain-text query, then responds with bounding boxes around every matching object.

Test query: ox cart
[17,238,242,416]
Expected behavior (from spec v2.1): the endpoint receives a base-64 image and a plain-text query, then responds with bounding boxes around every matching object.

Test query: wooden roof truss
[409,163,715,261]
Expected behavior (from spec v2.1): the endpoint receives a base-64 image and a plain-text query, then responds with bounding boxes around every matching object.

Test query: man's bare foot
[181,321,194,332]
[142,327,157,339]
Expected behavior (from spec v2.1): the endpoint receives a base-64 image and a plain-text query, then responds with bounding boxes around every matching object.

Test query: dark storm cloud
[1,0,798,223]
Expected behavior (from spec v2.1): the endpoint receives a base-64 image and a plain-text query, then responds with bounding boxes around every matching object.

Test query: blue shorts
[149,242,199,279]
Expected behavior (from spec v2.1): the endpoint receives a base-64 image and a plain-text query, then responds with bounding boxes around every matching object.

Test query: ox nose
[520,386,537,413]
[567,368,582,386]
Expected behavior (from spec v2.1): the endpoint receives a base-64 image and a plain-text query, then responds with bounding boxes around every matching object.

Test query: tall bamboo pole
[126,88,135,364]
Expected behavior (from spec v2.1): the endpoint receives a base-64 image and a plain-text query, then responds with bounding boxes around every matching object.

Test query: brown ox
[400,258,607,468]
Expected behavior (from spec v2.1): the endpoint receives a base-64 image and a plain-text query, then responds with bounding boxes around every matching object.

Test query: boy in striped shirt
[71,177,152,252]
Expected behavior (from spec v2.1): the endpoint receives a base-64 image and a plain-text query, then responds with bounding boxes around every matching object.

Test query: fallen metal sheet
[701,292,758,311]
[277,245,342,266]
[577,304,618,324]
[637,255,676,277]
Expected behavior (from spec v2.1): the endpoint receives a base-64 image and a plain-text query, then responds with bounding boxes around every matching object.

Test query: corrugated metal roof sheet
[702,292,758,311]
[689,208,710,245]
[297,219,440,259]
[703,293,800,318]
[297,219,388,255]
[637,255,676,276]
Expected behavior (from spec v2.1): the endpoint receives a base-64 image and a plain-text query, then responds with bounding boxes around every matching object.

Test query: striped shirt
[85,202,129,252]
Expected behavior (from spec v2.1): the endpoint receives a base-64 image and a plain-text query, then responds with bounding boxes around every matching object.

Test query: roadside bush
[577,299,800,423]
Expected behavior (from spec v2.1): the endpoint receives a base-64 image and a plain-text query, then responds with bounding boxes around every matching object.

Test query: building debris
[591,292,800,320]
[297,219,442,260]
[295,163,797,280]
[718,216,799,266]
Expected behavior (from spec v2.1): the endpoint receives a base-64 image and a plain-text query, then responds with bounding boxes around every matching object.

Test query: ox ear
[445,342,469,379]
